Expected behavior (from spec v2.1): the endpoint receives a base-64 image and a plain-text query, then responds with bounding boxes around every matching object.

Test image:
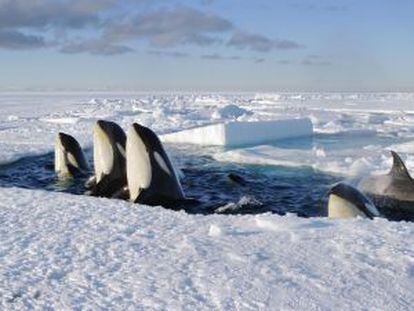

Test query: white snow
[211,104,252,120]
[162,122,227,146]
[213,144,395,176]
[0,188,413,310]
[161,118,313,147]
[1,92,414,309]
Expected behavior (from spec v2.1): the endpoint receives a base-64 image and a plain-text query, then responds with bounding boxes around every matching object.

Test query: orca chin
[54,132,89,178]
[126,123,185,206]
[89,120,127,198]
[328,183,380,219]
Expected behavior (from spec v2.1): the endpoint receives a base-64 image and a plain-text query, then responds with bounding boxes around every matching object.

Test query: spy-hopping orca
[55,132,89,178]
[126,123,185,206]
[88,120,127,198]
[358,150,414,220]
[328,182,380,219]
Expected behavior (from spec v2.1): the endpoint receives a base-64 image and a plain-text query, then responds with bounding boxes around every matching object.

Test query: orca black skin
[227,173,247,186]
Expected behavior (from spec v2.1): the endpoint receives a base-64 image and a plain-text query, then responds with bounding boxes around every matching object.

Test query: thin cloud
[0,0,117,51]
[201,53,240,60]
[0,1,305,57]
[61,40,133,55]
[301,55,332,66]
[148,50,189,58]
[0,0,112,29]
[277,59,293,65]
[106,6,233,47]
[228,31,304,52]
[201,53,265,64]
[0,30,46,49]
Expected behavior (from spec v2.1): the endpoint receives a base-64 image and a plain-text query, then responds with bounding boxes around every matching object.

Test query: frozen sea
[0,92,413,310]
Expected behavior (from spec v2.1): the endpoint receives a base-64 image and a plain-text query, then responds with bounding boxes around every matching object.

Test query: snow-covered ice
[161,118,313,147]
[211,104,252,120]
[0,92,414,309]
[1,188,413,310]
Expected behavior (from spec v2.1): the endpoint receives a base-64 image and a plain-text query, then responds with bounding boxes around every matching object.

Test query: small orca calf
[358,151,414,220]
[328,182,380,219]
[126,123,185,206]
[88,120,127,198]
[55,132,89,178]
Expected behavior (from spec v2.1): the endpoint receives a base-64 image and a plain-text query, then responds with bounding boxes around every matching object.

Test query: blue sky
[0,0,413,91]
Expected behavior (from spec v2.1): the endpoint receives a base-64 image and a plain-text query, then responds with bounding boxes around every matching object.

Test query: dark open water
[0,147,339,217]
[0,132,407,217]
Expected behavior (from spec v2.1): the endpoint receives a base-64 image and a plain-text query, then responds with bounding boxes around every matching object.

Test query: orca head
[93,120,126,182]
[55,132,88,178]
[328,182,380,219]
[126,123,184,203]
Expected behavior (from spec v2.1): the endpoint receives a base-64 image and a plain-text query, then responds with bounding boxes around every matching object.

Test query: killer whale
[126,123,185,206]
[328,182,380,219]
[55,132,89,178]
[358,151,414,220]
[87,120,127,198]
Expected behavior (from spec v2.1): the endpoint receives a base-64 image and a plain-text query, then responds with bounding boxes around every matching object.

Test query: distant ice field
[1,92,414,173]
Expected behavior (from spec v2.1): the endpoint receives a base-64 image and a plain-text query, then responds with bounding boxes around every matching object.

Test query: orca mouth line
[0,147,340,217]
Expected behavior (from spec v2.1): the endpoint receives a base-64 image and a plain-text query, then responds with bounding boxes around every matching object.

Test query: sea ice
[211,104,252,120]
[161,118,313,147]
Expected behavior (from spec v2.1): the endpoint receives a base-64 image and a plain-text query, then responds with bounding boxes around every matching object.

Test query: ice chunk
[88,98,101,104]
[208,224,223,237]
[40,117,80,124]
[161,118,313,147]
[215,196,263,214]
[211,104,252,120]
[7,115,19,121]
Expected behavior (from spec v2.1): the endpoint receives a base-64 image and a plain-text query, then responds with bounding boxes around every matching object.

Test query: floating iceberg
[161,118,313,147]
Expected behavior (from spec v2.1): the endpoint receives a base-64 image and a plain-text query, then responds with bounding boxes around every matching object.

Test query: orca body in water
[88,120,127,198]
[126,123,185,206]
[55,132,89,179]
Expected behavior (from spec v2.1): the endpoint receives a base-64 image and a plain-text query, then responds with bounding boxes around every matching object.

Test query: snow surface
[161,118,313,147]
[1,92,414,309]
[211,104,252,120]
[1,188,413,310]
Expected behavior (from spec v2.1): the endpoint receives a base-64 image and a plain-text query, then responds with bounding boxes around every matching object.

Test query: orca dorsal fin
[389,150,412,180]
